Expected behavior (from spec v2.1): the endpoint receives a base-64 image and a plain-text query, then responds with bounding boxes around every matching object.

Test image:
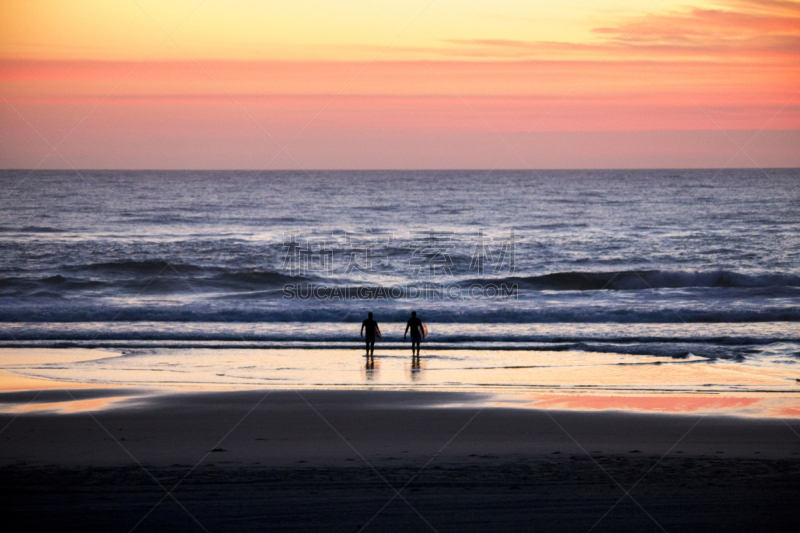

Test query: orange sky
[1,0,798,169]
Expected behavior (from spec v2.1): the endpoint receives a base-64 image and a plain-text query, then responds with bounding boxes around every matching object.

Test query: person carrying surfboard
[361,312,380,358]
[404,311,425,357]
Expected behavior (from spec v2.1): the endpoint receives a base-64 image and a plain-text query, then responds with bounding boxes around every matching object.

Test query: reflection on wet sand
[410,353,423,381]
[2,347,800,417]
[363,355,377,380]
[3,348,798,395]
[7,396,133,414]
[493,393,800,418]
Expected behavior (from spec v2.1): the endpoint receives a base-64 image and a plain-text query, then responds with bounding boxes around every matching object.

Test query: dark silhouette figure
[404,311,423,357]
[361,312,380,358]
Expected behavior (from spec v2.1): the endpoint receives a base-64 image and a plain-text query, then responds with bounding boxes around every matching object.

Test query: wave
[0,225,66,233]
[210,270,313,288]
[0,335,792,361]
[2,266,799,306]
[0,266,312,294]
[67,261,317,285]
[0,304,798,323]
[468,270,800,291]
[1,328,794,345]
[0,275,107,293]
[0,341,770,360]
[71,260,208,275]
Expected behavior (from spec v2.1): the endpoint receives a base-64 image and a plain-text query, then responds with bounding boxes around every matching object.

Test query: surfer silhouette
[404,311,424,357]
[361,312,380,358]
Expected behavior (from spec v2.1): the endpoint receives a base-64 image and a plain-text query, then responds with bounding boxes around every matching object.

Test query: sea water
[1,169,798,392]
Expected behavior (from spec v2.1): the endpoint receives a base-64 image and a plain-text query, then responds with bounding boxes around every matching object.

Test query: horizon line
[2,167,799,172]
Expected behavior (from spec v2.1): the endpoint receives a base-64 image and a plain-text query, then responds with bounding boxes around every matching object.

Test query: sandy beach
[2,380,799,532]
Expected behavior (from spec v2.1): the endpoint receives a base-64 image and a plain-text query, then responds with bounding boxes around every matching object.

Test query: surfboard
[418,322,427,339]
[375,328,382,341]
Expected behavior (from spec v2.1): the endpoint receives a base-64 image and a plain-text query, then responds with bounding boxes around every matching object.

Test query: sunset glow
[1,0,798,168]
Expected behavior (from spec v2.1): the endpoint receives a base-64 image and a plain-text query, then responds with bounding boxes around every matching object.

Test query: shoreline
[2,343,800,418]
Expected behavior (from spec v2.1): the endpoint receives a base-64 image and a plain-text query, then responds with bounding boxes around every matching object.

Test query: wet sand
[1,388,799,531]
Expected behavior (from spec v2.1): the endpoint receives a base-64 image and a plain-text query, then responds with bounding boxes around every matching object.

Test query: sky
[0,0,798,169]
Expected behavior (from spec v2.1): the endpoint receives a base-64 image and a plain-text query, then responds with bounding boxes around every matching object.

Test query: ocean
[1,169,799,393]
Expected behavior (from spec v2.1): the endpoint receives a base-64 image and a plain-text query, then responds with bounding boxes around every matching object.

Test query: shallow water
[2,346,798,394]
[2,346,799,416]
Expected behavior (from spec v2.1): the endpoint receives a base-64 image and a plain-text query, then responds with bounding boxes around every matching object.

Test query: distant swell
[73,260,207,275]
[212,270,310,287]
[0,265,311,295]
[470,270,800,291]
[0,225,66,233]
[67,262,311,286]
[3,268,798,295]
